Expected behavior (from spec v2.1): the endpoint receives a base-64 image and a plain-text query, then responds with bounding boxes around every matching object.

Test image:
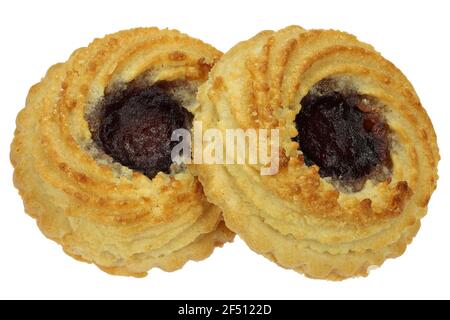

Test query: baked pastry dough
[196,26,439,280]
[11,28,234,277]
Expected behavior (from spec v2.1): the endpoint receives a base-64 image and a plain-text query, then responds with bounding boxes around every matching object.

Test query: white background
[1,0,449,300]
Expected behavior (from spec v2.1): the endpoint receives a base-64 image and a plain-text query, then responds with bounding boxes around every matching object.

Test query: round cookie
[195,26,439,280]
[11,28,234,277]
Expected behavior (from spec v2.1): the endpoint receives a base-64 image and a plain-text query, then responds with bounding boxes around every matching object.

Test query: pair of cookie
[11,27,439,280]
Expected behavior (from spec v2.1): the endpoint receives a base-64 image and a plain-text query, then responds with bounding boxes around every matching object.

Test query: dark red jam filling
[294,80,391,191]
[93,82,193,179]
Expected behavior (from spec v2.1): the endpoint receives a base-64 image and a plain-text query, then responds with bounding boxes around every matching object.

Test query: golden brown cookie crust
[11,28,234,277]
[196,26,439,280]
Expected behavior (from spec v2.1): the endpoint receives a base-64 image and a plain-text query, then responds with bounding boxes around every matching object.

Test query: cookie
[11,28,234,277]
[195,26,439,280]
